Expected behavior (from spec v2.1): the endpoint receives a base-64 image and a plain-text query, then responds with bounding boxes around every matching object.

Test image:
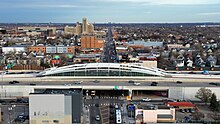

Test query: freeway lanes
[0,80,219,87]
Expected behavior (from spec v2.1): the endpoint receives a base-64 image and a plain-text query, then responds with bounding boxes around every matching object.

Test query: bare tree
[195,88,212,104]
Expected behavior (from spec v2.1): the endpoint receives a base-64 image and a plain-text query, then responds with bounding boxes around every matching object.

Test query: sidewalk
[82,105,90,124]
[122,100,135,124]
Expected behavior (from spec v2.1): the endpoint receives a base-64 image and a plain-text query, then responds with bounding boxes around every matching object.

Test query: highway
[0,80,220,87]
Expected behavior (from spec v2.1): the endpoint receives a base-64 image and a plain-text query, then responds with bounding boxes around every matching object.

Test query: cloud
[96,0,220,5]
[197,12,220,16]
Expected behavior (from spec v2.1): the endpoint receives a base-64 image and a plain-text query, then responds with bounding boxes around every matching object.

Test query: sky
[0,0,220,23]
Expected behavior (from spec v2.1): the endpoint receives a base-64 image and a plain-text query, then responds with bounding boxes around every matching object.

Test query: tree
[195,88,212,104]
[192,111,205,120]
[210,93,219,111]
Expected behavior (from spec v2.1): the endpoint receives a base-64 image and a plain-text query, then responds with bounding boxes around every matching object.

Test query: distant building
[28,46,46,53]
[64,18,94,35]
[18,26,56,36]
[29,89,82,124]
[64,26,77,35]
[2,46,26,54]
[135,105,175,123]
[28,46,75,54]
[167,44,184,50]
[127,41,163,48]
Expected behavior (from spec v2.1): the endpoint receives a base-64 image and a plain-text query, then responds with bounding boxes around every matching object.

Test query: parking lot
[0,104,29,124]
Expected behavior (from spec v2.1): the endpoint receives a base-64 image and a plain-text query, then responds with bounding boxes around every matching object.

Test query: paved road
[0,104,29,124]
[0,80,219,87]
[102,27,118,63]
[85,98,123,124]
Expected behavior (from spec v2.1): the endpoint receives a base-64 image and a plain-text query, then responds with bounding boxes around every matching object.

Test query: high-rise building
[64,18,94,35]
[82,18,88,34]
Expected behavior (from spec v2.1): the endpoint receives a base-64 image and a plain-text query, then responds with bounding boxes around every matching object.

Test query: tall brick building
[80,35,104,49]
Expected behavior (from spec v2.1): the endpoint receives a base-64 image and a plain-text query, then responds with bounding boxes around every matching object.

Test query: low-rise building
[29,89,82,124]
[135,105,176,123]
[2,46,27,54]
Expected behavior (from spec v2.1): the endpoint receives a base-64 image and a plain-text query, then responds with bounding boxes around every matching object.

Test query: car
[128,80,134,83]
[9,80,20,84]
[180,109,185,113]
[14,117,25,122]
[189,109,195,113]
[29,83,36,86]
[188,71,196,74]
[95,115,100,121]
[115,104,119,109]
[133,82,140,86]
[63,84,71,86]
[9,81,15,84]
[93,80,100,83]
[151,82,158,86]
[142,98,151,102]
[176,81,183,84]
[110,104,114,108]
[209,82,220,86]
[110,115,114,120]
[13,80,20,83]
[110,109,115,114]
[95,104,99,107]
[185,109,190,113]
[75,81,82,84]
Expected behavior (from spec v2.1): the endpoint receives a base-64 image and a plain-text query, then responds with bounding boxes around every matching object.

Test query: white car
[133,82,140,86]
[63,84,71,86]
[95,115,100,121]
[142,98,151,102]
[75,81,82,84]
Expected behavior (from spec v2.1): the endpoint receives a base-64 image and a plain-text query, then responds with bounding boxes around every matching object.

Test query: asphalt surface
[85,97,123,124]
[102,27,118,63]
[0,104,29,124]
[0,80,219,87]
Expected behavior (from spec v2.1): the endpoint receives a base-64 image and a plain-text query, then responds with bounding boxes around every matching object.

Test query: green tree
[210,93,219,111]
[195,88,212,104]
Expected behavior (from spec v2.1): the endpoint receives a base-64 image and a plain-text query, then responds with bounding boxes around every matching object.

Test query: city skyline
[0,0,220,23]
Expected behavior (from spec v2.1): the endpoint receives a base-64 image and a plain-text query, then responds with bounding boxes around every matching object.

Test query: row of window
[46,70,158,77]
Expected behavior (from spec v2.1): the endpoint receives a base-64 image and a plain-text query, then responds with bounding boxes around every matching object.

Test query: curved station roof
[38,63,167,77]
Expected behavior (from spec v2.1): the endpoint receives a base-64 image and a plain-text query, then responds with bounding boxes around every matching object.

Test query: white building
[2,46,26,54]
[29,90,82,124]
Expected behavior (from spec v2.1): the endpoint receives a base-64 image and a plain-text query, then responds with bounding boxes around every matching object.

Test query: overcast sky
[0,0,220,23]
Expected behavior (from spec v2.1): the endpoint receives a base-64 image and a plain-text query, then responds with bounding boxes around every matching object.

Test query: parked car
[189,109,195,113]
[142,98,151,102]
[180,109,185,113]
[95,115,100,121]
